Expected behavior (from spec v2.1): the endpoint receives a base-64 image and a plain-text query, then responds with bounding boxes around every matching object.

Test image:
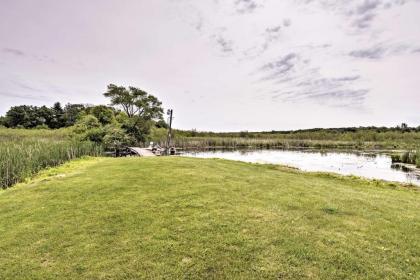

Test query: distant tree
[189,129,198,137]
[4,105,34,128]
[0,116,6,127]
[155,119,168,129]
[49,102,65,129]
[63,104,86,127]
[35,106,53,127]
[239,130,249,138]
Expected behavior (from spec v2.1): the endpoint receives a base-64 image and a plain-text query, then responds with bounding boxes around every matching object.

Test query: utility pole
[166,109,173,155]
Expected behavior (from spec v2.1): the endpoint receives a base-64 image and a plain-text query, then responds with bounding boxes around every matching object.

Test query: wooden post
[166,109,173,155]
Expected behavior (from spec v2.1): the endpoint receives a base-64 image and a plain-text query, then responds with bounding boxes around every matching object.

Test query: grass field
[0,157,418,279]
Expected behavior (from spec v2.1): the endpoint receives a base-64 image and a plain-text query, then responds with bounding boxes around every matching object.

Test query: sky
[1,0,420,131]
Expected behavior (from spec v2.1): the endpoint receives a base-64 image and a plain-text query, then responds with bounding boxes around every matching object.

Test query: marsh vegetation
[0,128,102,189]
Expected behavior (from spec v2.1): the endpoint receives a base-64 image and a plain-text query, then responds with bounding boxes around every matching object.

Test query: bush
[103,125,135,156]
[391,154,401,163]
[73,115,101,133]
[401,152,410,163]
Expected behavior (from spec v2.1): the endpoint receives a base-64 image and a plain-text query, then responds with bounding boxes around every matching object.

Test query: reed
[155,136,377,150]
[391,150,420,167]
[170,129,420,150]
[0,128,102,189]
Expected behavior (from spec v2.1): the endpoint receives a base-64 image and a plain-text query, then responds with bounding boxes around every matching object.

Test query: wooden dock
[127,147,156,157]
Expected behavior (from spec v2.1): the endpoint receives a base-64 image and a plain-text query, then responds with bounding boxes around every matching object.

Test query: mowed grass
[0,157,418,279]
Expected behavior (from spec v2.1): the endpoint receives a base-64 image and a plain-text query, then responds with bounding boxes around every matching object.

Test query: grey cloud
[297,76,361,89]
[351,0,381,29]
[195,17,203,31]
[352,0,418,29]
[258,53,367,107]
[299,0,416,30]
[349,46,386,59]
[356,0,381,14]
[263,25,282,45]
[333,75,361,82]
[348,43,415,59]
[283,18,292,27]
[241,22,289,58]
[12,80,42,92]
[0,91,51,101]
[2,47,55,63]
[2,48,25,56]
[259,53,299,80]
[216,36,234,53]
[280,88,368,108]
[306,89,368,102]
[265,26,282,34]
[234,0,259,14]
[353,13,376,29]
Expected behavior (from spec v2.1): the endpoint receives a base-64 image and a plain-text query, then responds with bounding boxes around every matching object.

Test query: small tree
[103,124,135,156]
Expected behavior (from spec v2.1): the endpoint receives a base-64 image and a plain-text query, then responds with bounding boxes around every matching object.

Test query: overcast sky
[1,0,420,131]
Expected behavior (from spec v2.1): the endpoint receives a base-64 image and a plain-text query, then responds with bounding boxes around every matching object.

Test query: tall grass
[391,150,420,168]
[0,128,102,189]
[166,137,361,150]
[154,136,403,150]
[150,128,420,150]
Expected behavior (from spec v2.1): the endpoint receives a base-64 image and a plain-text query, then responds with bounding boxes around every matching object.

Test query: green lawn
[0,157,418,279]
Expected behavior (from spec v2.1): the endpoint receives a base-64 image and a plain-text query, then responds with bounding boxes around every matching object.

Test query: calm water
[183,149,420,186]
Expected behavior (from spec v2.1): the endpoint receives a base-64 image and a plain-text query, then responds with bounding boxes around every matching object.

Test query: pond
[182,149,420,186]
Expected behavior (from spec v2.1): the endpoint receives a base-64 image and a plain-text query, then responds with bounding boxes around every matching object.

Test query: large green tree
[104,84,163,120]
[103,84,164,142]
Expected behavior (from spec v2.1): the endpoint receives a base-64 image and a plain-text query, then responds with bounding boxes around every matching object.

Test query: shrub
[391,154,401,163]
[103,125,135,156]
[401,152,410,163]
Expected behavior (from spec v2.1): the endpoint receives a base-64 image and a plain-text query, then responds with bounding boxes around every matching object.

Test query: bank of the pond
[0,157,418,279]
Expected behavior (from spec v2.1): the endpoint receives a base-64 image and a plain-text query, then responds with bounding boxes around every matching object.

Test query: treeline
[0,102,166,130]
[0,103,89,129]
[0,84,169,149]
[167,123,420,150]
[176,124,420,138]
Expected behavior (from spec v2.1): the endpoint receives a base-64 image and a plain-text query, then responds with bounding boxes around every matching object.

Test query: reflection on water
[183,149,420,186]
